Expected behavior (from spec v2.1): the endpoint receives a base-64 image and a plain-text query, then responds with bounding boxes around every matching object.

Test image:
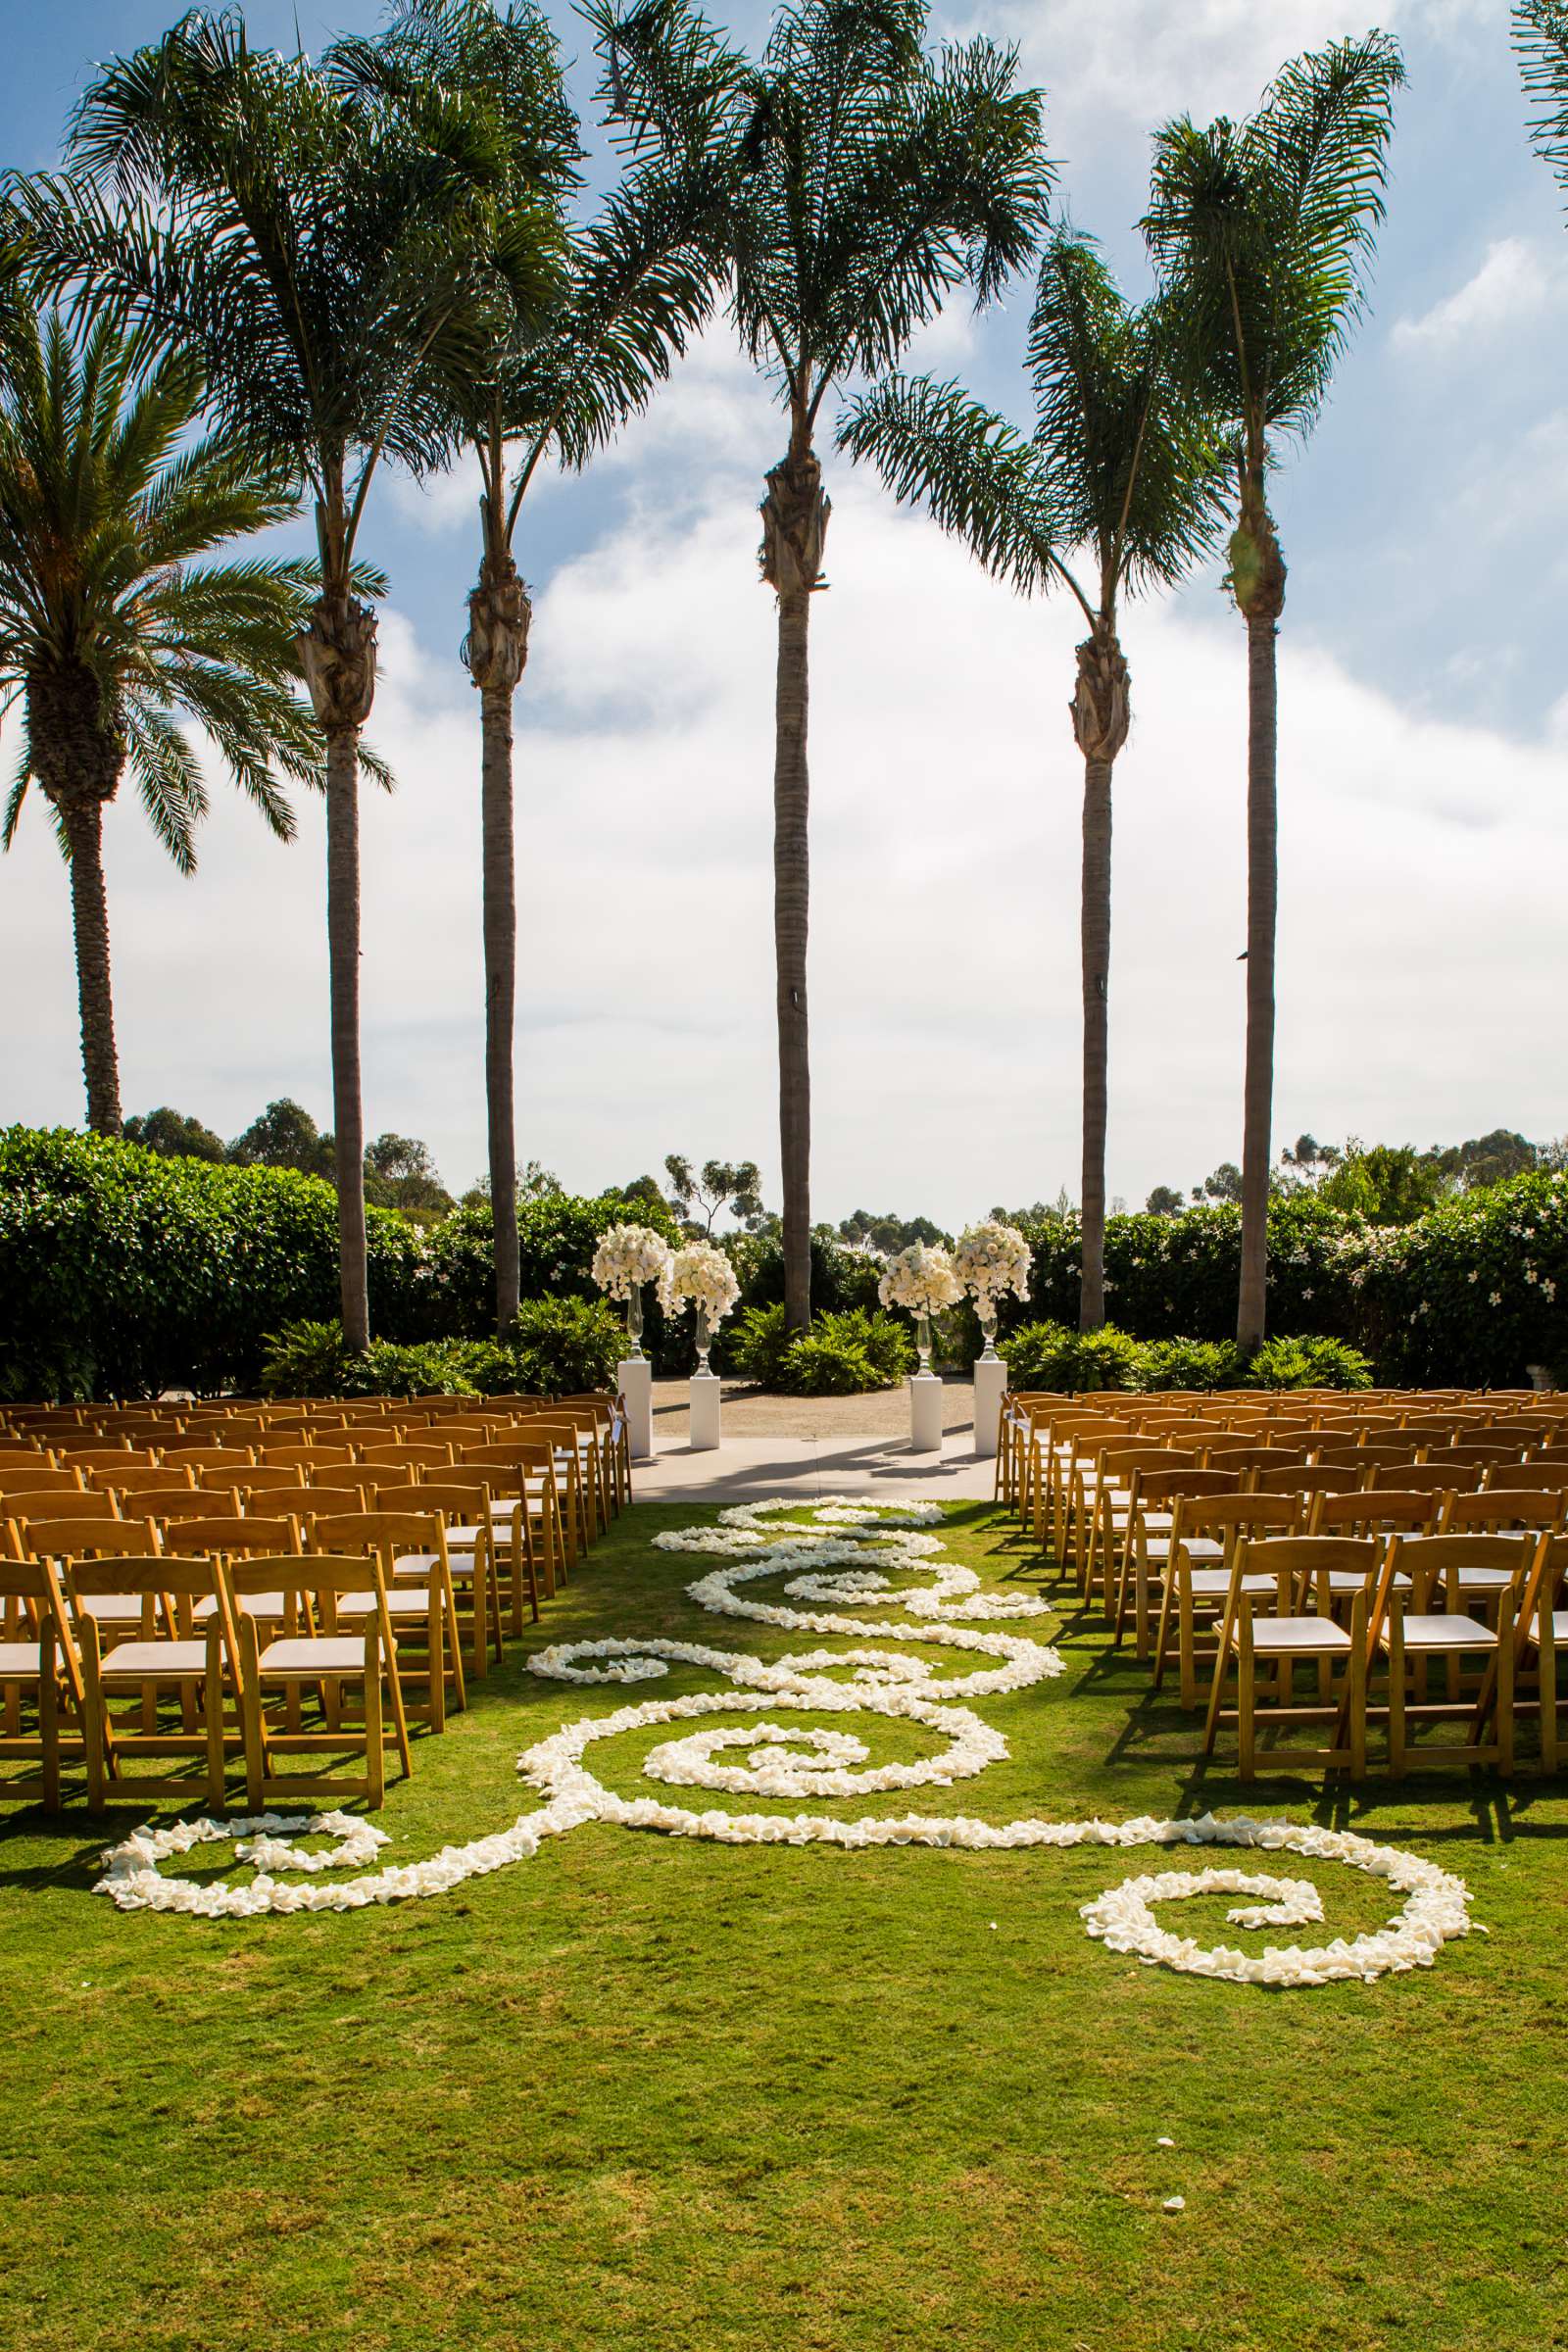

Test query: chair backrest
[90,1461,194,1495]
[356,1441,456,1473]
[308,1509,447,1560]
[1235,1534,1380,1608]
[293,1482,371,1517]
[55,1446,154,1471]
[459,1442,556,1473]
[1171,1494,1304,1545]
[0,1466,85,1497]
[1387,1532,1535,1611]
[1481,1461,1568,1493]
[1133,1466,1245,1510]
[1447,1441,1530,1466]
[258,1441,356,1469]
[18,1517,158,1559]
[1198,1446,1311,1475]
[223,1552,392,1636]
[1442,1488,1565,1536]
[153,1487,242,1522]
[0,1446,55,1473]
[169,1514,303,1557]
[159,1446,258,1471]
[1090,1443,1196,1481]
[1372,1461,1477,1494]
[66,1553,230,1642]
[1252,1464,1366,1497]
[220,1464,307,1494]
[1310,1490,1439,1538]
[4,1488,120,1524]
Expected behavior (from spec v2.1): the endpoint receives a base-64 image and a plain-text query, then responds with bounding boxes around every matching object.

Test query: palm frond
[1515,2,1568,196]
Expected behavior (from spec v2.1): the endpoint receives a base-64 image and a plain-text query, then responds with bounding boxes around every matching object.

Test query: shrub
[260,1298,623,1401]
[1239,1334,1374,1391]
[1137,1336,1240,1390]
[1001,1320,1147,1393]
[727,1303,914,1394]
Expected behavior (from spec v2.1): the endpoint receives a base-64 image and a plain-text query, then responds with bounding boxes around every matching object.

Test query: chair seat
[99,1639,211,1679]
[193,1592,285,1622]
[1145,1537,1223,1564]
[257,1637,368,1678]
[337,1589,431,1621]
[1326,1569,1409,1594]
[1237,1616,1353,1654]
[1383,1613,1499,1651]
[1188,1568,1276,1600]
[1451,1567,1520,1591]
[0,1640,48,1678]
[1520,1610,1568,1646]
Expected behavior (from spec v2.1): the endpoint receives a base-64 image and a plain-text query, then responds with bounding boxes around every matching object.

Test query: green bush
[726,1303,914,1394]
[1000,1320,1147,1393]
[1137,1336,1240,1390]
[260,1298,622,1401]
[1238,1334,1374,1391]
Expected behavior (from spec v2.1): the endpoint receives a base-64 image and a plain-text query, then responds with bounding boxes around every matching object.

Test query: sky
[2,0,1565,1230]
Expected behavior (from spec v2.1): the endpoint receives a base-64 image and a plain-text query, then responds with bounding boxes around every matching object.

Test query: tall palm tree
[348,0,729,1335]
[17,9,564,1348]
[1142,33,1401,1356]
[0,300,326,1136]
[842,226,1226,1329]
[599,0,1054,1330]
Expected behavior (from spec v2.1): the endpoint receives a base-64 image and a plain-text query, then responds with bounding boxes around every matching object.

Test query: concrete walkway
[630,1432,998,1504]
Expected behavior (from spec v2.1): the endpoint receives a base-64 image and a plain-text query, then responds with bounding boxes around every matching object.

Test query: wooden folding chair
[68,1557,238,1810]
[0,1470,88,1504]
[1112,1467,1241,1657]
[0,1557,74,1807]
[1202,1537,1376,1780]
[1153,1494,1307,1707]
[227,1555,408,1808]
[307,1511,465,1731]
[1369,1534,1534,1775]
[459,1445,570,1592]
[370,1480,514,1666]
[1511,1536,1568,1771]
[1080,1445,1197,1610]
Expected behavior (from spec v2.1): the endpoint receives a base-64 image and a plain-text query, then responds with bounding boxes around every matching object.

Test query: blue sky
[2,0,1565,1225]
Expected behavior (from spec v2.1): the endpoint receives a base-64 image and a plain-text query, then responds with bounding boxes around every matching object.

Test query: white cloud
[3,378,1563,1228]
[1393,236,1557,353]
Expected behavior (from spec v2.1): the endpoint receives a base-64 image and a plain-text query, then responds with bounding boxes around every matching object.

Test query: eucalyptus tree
[348,0,730,1334]
[1142,33,1401,1355]
[598,0,1054,1330]
[842,226,1225,1330]
[16,9,564,1347]
[0,300,325,1136]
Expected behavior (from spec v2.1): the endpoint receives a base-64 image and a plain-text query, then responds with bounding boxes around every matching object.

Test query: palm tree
[0,299,326,1136]
[1516,9,1568,207]
[598,0,1054,1330]
[841,226,1226,1330]
[348,0,729,1335]
[1142,33,1401,1356]
[17,10,564,1348]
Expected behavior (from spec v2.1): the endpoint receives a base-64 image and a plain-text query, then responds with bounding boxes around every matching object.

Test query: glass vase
[625,1285,645,1360]
[978,1301,1000,1361]
[695,1303,714,1376]
[915,1313,933,1375]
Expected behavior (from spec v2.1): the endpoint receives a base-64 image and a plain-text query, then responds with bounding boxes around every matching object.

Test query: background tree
[1144,32,1402,1355]
[23,10,557,1346]
[356,0,727,1334]
[1193,1161,1244,1204]
[836,1208,951,1252]
[601,0,1054,1329]
[122,1106,227,1161]
[0,299,324,1136]
[228,1098,336,1179]
[1144,1184,1184,1216]
[663,1152,765,1235]
[842,223,1224,1332]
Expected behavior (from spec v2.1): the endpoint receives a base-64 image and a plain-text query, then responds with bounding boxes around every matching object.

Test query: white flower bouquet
[667,1240,742,1370]
[591,1222,674,1357]
[878,1242,962,1371]
[953,1220,1031,1356]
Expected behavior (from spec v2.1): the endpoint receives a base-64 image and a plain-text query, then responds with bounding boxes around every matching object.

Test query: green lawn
[5,1499,1567,2351]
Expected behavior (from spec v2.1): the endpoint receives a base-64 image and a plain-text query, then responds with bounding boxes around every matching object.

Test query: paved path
[630,1430,998,1504]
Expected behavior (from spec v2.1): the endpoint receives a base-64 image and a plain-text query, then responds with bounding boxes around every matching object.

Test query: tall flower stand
[618,1357,654,1462]
[908,1370,944,1452]
[972,1352,1007,1459]
[689,1369,721,1451]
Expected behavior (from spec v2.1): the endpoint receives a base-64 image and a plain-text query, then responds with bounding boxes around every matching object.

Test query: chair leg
[83,1653,107,1811]
[1388,1623,1406,1776]
[204,1645,226,1810]
[427,1600,446,1734]
[39,1654,60,1813]
[364,1648,384,1809]
[1178,1583,1199,1712]
[1348,1640,1367,1780]
[1496,1610,1514,1777]
[1237,1633,1255,1782]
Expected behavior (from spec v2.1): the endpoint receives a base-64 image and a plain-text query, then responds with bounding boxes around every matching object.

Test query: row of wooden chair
[0,1390,631,1809]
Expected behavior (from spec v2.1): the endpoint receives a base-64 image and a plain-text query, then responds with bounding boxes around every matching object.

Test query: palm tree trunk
[773,581,812,1332]
[1078,753,1112,1331]
[760,444,829,1336]
[1237,609,1278,1357]
[480,679,519,1333]
[1070,621,1130,1335]
[324,722,369,1352]
[61,796,122,1137]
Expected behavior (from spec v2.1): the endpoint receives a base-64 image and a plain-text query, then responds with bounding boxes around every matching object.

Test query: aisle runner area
[94,1499,1480,1986]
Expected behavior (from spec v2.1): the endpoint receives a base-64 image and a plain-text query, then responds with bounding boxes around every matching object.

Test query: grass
[4,1498,1568,2351]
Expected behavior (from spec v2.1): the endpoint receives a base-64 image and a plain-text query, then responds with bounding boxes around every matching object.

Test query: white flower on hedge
[878,1242,963,1318]
[953,1221,1031,1307]
[666,1239,741,1325]
[590,1223,673,1302]
[1490,1291,1502,1306]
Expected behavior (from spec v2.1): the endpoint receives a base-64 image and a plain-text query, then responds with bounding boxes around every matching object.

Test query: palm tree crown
[0,298,326,1135]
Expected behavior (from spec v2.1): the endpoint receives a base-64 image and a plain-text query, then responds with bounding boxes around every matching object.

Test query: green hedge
[259,1300,623,1399]
[1001,1321,1373,1392]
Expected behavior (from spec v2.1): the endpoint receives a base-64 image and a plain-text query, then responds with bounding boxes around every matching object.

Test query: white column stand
[908,1370,944,1453]
[689,1370,721,1451]
[618,1356,654,1461]
[972,1354,1007,1460]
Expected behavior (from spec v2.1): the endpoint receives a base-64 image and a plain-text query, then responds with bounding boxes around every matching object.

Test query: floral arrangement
[666,1240,741,1350]
[877,1241,963,1319]
[590,1222,673,1356]
[953,1219,1031,1307]
[93,1494,1479,1984]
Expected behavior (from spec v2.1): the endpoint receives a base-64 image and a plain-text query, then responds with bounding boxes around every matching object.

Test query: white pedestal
[972,1353,1007,1459]
[689,1370,721,1451]
[618,1356,654,1461]
[908,1370,944,1452]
